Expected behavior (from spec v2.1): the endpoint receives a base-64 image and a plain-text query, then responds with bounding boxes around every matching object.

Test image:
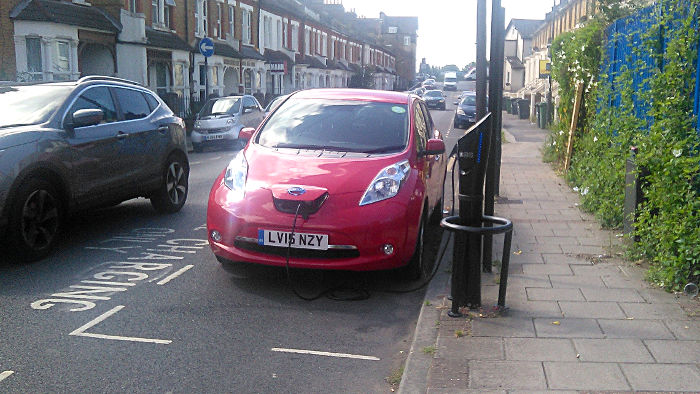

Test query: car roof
[291,88,410,104]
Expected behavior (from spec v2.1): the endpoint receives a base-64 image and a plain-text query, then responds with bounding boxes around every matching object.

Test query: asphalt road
[0,83,469,393]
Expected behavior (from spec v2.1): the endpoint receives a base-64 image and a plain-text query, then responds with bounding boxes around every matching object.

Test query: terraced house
[0,0,415,115]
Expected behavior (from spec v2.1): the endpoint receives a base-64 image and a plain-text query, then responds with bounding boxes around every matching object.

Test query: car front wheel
[9,178,63,262]
[402,216,427,280]
[150,153,189,213]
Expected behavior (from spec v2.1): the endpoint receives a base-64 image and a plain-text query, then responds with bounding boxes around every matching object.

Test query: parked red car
[206,89,447,279]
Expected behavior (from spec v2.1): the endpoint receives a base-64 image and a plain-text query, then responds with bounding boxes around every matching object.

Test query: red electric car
[206,88,447,279]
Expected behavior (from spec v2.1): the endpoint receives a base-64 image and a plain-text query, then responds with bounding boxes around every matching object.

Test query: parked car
[409,87,426,97]
[453,92,487,128]
[454,90,473,105]
[422,89,446,110]
[421,78,436,90]
[191,94,264,152]
[207,88,447,279]
[264,94,289,117]
[0,76,189,261]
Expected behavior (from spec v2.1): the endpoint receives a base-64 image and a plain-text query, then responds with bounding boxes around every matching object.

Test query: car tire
[453,119,460,129]
[430,189,445,226]
[150,153,189,213]
[193,143,203,153]
[402,216,427,281]
[8,178,63,262]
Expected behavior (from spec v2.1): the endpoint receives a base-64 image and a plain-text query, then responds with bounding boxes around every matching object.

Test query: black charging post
[441,113,514,317]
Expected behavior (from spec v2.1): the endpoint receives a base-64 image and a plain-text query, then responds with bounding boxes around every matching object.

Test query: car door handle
[116,131,128,139]
[157,126,169,133]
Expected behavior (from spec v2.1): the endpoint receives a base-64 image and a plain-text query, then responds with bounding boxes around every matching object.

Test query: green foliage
[546,0,700,291]
[348,66,375,89]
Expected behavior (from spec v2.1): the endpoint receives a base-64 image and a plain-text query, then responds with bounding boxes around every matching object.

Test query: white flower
[559,130,564,135]
[673,148,682,157]
[573,186,579,192]
[552,141,556,146]
[581,187,589,196]
[593,136,598,142]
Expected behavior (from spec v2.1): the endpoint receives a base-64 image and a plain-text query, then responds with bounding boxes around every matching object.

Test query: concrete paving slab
[580,287,645,302]
[526,288,584,301]
[619,302,688,320]
[620,363,700,391]
[533,318,604,338]
[468,361,546,390]
[570,264,622,276]
[522,264,573,276]
[471,317,536,338]
[664,320,700,340]
[572,338,654,362]
[637,288,684,304]
[504,300,564,319]
[436,336,503,361]
[597,319,675,339]
[549,275,606,288]
[426,357,469,390]
[559,301,626,319]
[543,362,630,390]
[541,254,591,265]
[504,338,578,361]
[644,339,700,363]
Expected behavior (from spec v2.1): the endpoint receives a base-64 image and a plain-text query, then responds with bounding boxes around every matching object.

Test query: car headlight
[457,108,465,115]
[194,120,202,129]
[359,160,411,206]
[439,99,445,102]
[223,150,248,199]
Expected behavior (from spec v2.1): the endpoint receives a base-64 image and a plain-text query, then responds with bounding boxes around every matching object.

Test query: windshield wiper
[363,145,406,154]
[271,143,353,151]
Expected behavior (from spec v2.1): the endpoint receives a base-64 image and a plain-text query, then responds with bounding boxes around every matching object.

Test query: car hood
[195,115,239,129]
[244,143,408,195]
[0,125,43,150]
[424,96,443,101]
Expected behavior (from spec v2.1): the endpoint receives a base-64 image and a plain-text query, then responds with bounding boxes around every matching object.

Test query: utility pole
[547,0,556,125]
[483,0,505,272]
[476,0,487,119]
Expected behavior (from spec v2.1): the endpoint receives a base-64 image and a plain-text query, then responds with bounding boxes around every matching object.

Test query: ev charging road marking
[271,348,380,361]
[156,265,194,285]
[0,371,14,382]
[70,305,171,345]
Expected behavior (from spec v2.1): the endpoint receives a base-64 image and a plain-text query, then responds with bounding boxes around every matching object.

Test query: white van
[443,72,458,91]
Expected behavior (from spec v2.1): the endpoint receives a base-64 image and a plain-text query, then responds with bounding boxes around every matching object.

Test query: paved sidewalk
[399,113,700,393]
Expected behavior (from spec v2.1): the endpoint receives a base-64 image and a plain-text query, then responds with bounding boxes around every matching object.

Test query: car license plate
[206,134,224,141]
[258,229,328,250]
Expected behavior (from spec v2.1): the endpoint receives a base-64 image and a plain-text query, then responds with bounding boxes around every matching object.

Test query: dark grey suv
[0,76,189,261]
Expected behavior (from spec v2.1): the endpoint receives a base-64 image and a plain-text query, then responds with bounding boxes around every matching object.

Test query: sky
[342,0,557,70]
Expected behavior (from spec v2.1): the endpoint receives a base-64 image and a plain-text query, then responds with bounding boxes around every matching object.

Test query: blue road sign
[199,37,214,57]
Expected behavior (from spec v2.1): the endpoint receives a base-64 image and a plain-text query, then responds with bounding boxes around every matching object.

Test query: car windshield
[425,91,442,97]
[460,96,477,106]
[257,98,408,153]
[0,84,73,128]
[199,97,240,117]
[445,77,457,82]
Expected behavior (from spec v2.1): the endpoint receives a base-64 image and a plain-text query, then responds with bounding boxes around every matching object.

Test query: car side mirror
[238,127,255,142]
[66,108,103,130]
[454,101,459,105]
[243,108,252,114]
[424,139,445,156]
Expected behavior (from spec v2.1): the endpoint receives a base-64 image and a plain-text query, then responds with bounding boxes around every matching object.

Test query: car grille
[233,239,360,259]
[273,193,329,216]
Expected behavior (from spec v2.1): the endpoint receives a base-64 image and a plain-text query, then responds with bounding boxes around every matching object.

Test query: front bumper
[191,127,241,144]
[206,176,422,271]
[425,101,445,109]
[455,112,476,124]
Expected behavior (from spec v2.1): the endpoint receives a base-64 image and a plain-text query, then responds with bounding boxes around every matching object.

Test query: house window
[228,6,234,37]
[151,0,159,24]
[388,26,397,33]
[194,0,201,36]
[282,22,288,48]
[53,40,71,81]
[305,30,310,55]
[264,16,271,48]
[25,37,43,81]
[216,4,222,38]
[404,35,411,46]
[277,20,282,49]
[130,0,138,13]
[292,25,298,51]
[164,4,171,28]
[242,9,252,45]
[202,1,208,36]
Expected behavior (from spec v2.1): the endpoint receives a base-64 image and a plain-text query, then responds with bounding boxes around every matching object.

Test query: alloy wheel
[166,162,187,205]
[20,189,59,251]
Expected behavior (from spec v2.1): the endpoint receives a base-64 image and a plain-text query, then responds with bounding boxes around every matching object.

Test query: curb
[398,234,453,393]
